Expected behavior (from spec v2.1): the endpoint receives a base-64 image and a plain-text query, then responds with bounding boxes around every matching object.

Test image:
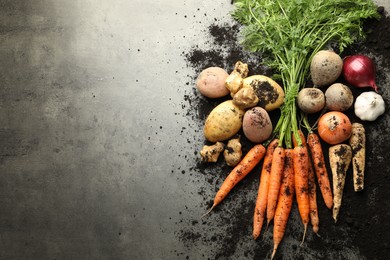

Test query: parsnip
[329,144,352,222]
[349,123,366,192]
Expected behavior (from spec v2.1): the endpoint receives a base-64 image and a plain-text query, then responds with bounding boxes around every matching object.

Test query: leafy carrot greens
[231,0,379,148]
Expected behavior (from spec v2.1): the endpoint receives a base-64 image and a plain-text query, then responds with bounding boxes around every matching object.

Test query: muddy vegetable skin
[242,106,273,143]
[310,50,343,87]
[242,75,284,111]
[329,144,352,222]
[204,100,245,142]
[325,83,354,112]
[349,123,366,192]
[297,88,325,114]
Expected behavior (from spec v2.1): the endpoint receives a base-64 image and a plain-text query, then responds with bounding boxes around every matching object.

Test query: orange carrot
[266,146,285,226]
[253,139,279,240]
[292,130,306,148]
[307,132,333,209]
[295,130,320,235]
[271,149,294,260]
[201,144,266,217]
[293,145,310,245]
[308,155,320,235]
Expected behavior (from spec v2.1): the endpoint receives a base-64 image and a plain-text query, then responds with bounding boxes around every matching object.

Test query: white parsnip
[329,144,352,223]
[349,123,366,192]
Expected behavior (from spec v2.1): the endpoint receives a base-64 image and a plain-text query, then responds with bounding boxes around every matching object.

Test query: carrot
[307,132,333,209]
[349,123,366,192]
[308,156,319,235]
[292,129,306,148]
[329,144,352,223]
[293,145,310,245]
[271,149,294,260]
[266,146,285,226]
[295,130,320,235]
[253,139,279,240]
[201,144,266,217]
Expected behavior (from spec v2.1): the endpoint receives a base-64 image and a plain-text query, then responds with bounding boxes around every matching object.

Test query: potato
[242,75,284,111]
[297,88,325,114]
[325,83,354,111]
[242,107,272,143]
[204,100,245,142]
[196,67,230,98]
[310,50,343,87]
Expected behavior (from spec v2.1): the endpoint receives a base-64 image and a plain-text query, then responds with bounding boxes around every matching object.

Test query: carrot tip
[200,205,215,219]
[313,225,319,235]
[270,244,278,260]
[265,220,271,232]
[300,223,308,246]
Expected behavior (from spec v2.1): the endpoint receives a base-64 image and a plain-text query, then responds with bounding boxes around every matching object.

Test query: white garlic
[354,91,385,121]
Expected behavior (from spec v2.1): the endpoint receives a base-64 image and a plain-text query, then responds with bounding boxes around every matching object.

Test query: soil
[178,5,390,260]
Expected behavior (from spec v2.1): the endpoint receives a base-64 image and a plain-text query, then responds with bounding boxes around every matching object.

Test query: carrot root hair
[271,243,279,260]
[300,223,308,246]
[200,204,215,219]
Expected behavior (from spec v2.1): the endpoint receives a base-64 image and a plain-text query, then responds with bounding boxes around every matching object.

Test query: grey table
[1,1,389,259]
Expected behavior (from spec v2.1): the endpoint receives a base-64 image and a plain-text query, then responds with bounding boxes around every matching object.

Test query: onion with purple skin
[342,55,378,92]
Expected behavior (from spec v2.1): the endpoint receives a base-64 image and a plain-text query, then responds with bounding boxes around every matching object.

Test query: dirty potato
[242,107,272,143]
[242,75,284,111]
[204,100,245,142]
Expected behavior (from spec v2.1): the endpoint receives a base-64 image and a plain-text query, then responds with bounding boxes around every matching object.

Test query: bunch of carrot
[200,107,367,259]
[254,131,333,259]
[202,129,335,259]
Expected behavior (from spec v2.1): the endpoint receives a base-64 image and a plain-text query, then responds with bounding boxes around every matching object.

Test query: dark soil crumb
[178,6,390,260]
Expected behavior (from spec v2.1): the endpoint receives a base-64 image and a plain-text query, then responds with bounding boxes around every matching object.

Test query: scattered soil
[178,5,390,260]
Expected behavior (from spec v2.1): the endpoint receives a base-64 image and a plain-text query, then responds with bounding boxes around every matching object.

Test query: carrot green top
[232,0,379,148]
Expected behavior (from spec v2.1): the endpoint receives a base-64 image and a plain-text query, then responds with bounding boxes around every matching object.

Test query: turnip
[297,88,325,114]
[325,83,354,112]
[310,50,343,87]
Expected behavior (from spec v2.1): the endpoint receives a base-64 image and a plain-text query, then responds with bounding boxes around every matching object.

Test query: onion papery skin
[343,55,378,92]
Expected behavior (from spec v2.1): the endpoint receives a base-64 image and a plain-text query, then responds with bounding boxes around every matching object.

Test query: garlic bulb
[354,91,385,121]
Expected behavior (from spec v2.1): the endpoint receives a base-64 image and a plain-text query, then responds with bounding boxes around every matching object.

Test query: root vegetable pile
[192,0,385,259]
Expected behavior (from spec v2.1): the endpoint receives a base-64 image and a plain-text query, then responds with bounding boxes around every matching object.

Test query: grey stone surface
[0,1,233,259]
[0,1,389,260]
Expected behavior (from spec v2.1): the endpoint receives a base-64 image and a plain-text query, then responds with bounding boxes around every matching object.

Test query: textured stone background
[0,1,389,259]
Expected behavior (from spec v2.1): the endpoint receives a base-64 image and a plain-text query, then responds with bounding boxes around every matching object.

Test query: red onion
[342,55,378,92]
